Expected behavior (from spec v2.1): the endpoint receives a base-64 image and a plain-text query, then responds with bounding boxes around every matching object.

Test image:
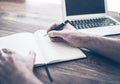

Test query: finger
[29,51,36,63]
[2,48,15,55]
[0,50,4,63]
[50,37,65,42]
[1,49,15,62]
[0,50,6,62]
[47,24,58,33]
[48,31,65,38]
[26,51,36,70]
[1,49,15,63]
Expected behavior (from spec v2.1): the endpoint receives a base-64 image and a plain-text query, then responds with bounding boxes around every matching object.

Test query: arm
[47,23,120,63]
[82,35,120,62]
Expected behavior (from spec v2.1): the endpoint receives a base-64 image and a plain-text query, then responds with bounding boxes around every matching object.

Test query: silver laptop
[62,0,120,36]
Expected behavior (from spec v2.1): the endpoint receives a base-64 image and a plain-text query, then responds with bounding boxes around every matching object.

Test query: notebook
[0,30,86,66]
[62,0,120,36]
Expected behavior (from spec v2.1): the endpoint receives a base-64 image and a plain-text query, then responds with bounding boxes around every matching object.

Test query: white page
[0,33,46,65]
[34,30,86,63]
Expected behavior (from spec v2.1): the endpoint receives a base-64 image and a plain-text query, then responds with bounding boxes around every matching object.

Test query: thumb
[28,51,36,62]
[48,31,64,38]
[26,51,36,70]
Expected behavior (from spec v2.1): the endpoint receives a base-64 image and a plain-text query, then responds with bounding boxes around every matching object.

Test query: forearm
[82,36,120,63]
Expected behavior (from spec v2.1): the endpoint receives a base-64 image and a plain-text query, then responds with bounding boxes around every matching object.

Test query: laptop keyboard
[69,17,118,29]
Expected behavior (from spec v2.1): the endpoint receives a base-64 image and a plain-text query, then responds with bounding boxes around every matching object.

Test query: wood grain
[0,1,120,84]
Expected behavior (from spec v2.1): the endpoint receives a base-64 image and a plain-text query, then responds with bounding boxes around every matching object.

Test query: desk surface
[0,1,120,84]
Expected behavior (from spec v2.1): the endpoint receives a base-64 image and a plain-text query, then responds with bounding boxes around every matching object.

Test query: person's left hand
[0,48,36,84]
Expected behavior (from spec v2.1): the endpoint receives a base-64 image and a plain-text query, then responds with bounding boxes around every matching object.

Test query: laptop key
[69,17,118,29]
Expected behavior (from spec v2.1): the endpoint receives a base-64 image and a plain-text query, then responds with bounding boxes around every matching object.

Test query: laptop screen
[65,0,105,16]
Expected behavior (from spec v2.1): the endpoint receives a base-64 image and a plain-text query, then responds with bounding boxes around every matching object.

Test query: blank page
[34,30,86,63]
[0,33,46,65]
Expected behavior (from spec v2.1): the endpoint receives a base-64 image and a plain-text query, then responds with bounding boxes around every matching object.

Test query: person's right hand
[47,23,90,48]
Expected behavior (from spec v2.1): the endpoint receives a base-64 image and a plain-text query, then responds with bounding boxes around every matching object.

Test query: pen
[44,20,69,36]
[50,20,69,31]
[45,64,53,82]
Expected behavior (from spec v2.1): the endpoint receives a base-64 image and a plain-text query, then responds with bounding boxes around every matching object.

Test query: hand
[47,23,90,48]
[0,48,38,84]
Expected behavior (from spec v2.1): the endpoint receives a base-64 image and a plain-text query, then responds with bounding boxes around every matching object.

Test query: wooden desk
[0,1,120,84]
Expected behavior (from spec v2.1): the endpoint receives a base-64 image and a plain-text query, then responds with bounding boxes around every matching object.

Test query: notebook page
[0,33,46,65]
[34,30,86,63]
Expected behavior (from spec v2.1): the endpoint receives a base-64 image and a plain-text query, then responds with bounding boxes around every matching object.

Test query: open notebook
[0,30,86,66]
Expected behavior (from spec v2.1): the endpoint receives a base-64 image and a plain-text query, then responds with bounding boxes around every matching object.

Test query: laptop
[62,0,120,36]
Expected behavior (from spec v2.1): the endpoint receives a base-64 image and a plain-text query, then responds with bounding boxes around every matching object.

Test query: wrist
[81,35,104,50]
[79,35,97,49]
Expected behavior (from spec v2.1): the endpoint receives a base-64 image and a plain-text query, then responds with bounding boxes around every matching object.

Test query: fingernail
[2,48,12,54]
[2,48,7,52]
[1,50,7,56]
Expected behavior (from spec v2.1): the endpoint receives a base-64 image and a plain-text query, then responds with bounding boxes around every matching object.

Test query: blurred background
[0,0,120,30]
[107,0,120,13]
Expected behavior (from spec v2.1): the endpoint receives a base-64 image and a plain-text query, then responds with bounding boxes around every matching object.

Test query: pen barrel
[51,20,69,31]
[52,23,65,31]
